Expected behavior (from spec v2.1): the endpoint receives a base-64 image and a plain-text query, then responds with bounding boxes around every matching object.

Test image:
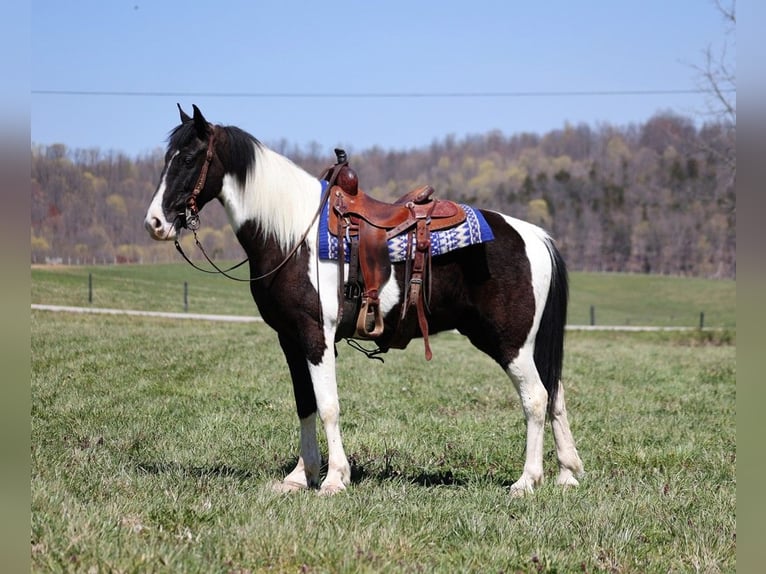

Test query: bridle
[181,128,216,233]
[173,130,345,283]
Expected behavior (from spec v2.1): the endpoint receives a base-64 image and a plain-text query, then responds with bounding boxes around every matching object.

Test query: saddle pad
[317,180,495,263]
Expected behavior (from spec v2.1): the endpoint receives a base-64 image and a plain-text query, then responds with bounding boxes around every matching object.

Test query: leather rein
[173,127,342,283]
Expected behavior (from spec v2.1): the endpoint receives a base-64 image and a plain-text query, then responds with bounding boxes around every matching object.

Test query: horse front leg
[275,334,321,492]
[308,334,351,494]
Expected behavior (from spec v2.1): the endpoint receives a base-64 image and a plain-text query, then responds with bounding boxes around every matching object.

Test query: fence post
[590,305,595,326]
[699,311,705,330]
[88,273,93,304]
[184,281,189,312]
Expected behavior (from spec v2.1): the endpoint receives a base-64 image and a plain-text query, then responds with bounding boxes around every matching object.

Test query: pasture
[31,263,737,328]
[31,267,736,572]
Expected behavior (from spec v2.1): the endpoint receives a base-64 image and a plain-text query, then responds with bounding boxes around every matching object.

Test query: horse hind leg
[505,345,548,496]
[505,347,584,495]
[549,381,584,487]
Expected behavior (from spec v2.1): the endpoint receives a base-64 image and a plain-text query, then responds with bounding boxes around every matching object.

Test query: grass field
[31,263,736,328]
[568,272,735,328]
[31,263,257,317]
[31,266,736,572]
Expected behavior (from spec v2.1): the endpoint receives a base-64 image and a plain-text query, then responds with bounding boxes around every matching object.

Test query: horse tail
[533,236,568,416]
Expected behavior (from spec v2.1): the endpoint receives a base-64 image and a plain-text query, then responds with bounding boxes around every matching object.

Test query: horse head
[144,104,222,241]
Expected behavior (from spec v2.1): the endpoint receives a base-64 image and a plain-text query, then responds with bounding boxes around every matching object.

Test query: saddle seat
[328,184,465,235]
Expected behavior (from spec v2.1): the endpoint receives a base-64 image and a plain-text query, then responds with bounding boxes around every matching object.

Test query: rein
[174,139,346,283]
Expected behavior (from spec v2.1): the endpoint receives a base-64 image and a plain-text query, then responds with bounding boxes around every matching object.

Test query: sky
[30,0,732,158]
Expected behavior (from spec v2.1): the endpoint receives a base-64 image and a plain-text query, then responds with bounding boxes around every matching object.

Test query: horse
[144,104,583,496]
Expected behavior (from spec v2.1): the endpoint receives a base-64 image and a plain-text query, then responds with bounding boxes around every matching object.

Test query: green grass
[31,263,256,316]
[568,272,736,328]
[31,308,735,573]
[32,264,736,327]
[30,265,736,570]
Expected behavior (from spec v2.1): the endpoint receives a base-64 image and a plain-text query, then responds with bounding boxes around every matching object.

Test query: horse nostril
[145,216,163,235]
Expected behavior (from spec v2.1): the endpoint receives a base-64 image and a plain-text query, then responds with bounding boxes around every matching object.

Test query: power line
[31,88,729,99]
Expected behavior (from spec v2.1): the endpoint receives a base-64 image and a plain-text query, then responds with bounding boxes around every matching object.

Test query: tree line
[30,111,735,278]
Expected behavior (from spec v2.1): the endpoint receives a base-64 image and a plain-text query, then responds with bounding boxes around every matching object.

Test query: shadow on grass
[353,463,466,487]
[349,453,517,489]
[132,454,512,489]
[273,457,471,488]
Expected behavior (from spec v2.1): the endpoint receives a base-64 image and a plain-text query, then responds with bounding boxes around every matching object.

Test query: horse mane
[217,126,321,252]
[167,121,195,149]
[167,122,260,189]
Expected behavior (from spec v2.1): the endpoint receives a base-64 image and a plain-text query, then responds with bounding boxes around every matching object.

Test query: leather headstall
[183,127,217,231]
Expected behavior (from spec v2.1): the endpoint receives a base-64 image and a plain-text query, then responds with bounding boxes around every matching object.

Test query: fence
[71,273,720,330]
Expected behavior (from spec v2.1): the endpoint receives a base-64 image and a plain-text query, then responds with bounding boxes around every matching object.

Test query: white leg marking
[549,382,584,487]
[309,338,351,495]
[506,346,548,496]
[298,230,352,494]
[273,414,321,492]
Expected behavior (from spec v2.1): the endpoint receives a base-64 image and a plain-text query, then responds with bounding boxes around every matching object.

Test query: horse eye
[183,154,194,166]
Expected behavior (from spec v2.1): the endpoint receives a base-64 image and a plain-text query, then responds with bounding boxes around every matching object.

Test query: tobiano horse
[144,105,583,495]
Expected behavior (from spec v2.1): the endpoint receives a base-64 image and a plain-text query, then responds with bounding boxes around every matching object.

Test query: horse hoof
[509,480,535,498]
[318,483,347,496]
[556,472,581,488]
[271,479,308,494]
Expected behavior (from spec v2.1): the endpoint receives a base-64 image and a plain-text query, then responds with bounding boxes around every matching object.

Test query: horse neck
[219,142,322,253]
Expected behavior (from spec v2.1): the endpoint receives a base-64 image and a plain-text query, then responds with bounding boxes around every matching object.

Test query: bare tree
[699,1,736,124]
[694,1,736,173]
[689,0,735,243]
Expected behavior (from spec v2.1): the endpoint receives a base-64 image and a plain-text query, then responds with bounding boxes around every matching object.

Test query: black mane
[167,122,261,189]
[221,126,261,188]
[166,120,197,152]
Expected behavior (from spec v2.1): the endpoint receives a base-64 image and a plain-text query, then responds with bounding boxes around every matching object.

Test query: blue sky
[31,0,731,157]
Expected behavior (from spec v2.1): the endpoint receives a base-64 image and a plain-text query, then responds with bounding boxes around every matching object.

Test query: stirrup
[356,297,385,338]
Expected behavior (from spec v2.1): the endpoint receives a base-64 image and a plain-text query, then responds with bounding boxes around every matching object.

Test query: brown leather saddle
[322,150,466,360]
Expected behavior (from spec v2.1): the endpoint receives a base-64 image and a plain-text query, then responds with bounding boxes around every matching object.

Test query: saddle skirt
[317,181,494,262]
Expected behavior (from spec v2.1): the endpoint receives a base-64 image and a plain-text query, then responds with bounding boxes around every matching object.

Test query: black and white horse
[144,105,583,495]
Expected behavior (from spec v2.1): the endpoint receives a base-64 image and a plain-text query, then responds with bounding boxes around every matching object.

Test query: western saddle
[321,150,466,360]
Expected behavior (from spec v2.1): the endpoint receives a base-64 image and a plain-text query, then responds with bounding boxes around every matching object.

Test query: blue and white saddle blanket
[317,181,494,263]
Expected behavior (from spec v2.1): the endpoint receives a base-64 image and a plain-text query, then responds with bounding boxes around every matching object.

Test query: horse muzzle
[144,212,178,241]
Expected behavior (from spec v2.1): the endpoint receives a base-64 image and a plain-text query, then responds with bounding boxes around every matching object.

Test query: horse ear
[192,104,211,139]
[177,103,192,123]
